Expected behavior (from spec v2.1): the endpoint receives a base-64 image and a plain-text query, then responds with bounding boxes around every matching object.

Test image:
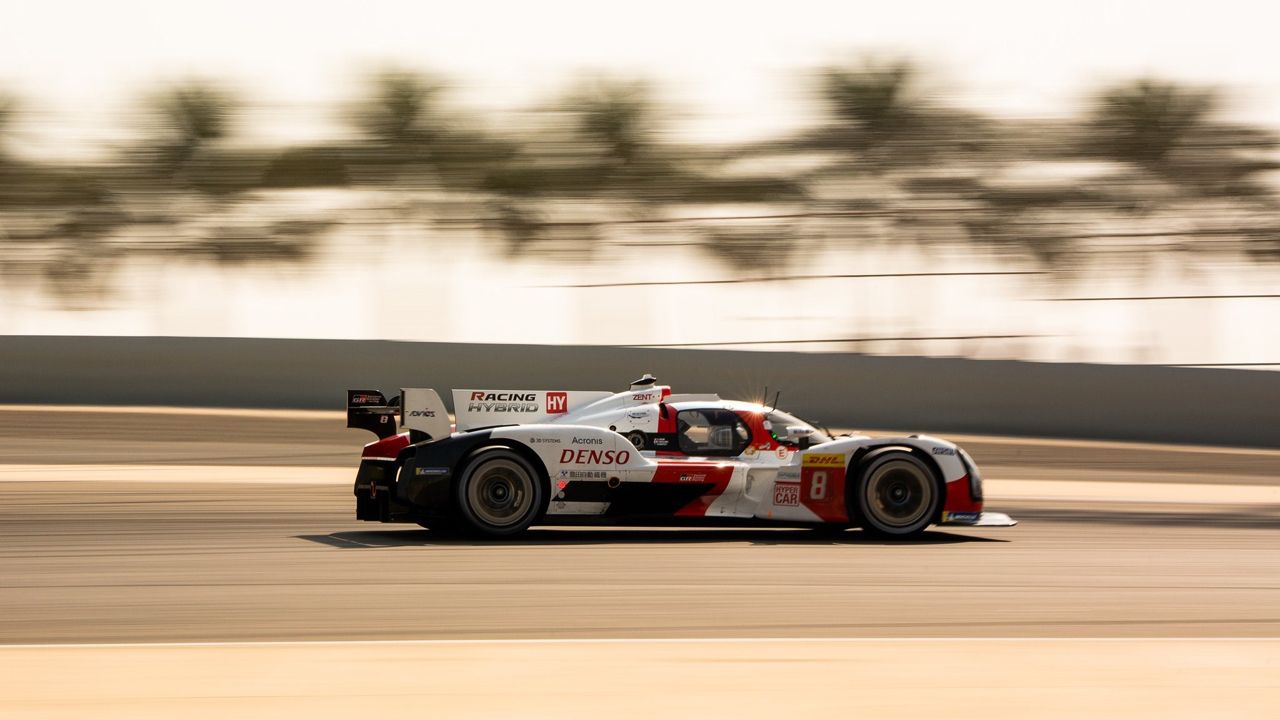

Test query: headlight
[958,448,983,502]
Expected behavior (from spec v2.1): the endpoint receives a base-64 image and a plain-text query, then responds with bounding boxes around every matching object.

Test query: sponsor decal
[943,511,979,523]
[775,447,790,459]
[470,391,536,402]
[678,473,707,483]
[529,437,561,445]
[546,391,568,414]
[773,482,801,507]
[559,449,632,465]
[560,470,610,480]
[466,391,540,414]
[408,409,436,418]
[932,447,957,456]
[351,394,383,405]
[468,402,539,413]
[414,466,449,476]
[653,437,670,447]
[632,392,658,402]
[571,436,604,445]
[626,411,648,419]
[802,453,844,468]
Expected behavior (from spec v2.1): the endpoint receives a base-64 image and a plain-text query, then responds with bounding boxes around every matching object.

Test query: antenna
[629,373,658,390]
[761,385,768,407]
[770,390,781,412]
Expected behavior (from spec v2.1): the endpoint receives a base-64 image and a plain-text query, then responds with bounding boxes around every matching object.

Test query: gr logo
[546,391,568,414]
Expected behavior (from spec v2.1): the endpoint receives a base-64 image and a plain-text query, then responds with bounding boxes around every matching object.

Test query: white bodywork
[396,382,1011,527]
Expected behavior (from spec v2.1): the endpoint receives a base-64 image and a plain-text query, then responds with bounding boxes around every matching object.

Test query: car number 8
[810,471,827,501]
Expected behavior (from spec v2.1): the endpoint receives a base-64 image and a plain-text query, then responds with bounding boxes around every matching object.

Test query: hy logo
[546,391,568,414]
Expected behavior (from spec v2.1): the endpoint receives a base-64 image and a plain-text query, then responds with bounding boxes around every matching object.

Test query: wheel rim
[865,459,934,529]
[465,458,534,528]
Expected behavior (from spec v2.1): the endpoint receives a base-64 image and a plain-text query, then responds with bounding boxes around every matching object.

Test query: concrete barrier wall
[1,335,1277,448]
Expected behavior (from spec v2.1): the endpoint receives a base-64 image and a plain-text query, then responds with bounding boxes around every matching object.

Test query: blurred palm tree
[350,70,527,191]
[822,60,917,144]
[1086,79,1279,194]
[1087,79,1216,175]
[814,59,970,176]
[352,70,441,148]
[0,92,17,166]
[571,79,652,168]
[148,81,239,170]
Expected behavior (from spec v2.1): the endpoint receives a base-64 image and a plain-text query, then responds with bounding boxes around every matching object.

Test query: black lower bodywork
[354,430,831,528]
[355,430,496,524]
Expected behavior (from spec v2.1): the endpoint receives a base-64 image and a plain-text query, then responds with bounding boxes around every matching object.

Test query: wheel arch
[846,443,948,526]
[455,439,553,521]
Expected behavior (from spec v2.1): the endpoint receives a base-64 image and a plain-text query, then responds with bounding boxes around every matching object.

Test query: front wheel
[854,452,941,538]
[454,448,544,538]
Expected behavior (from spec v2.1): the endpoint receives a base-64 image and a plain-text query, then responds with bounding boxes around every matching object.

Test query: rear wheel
[454,448,544,538]
[854,451,940,538]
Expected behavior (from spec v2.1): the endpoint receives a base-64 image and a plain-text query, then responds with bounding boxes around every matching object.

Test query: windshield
[677,408,752,456]
[762,410,832,445]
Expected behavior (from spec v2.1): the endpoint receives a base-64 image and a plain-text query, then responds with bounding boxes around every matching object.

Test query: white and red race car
[347,375,1015,538]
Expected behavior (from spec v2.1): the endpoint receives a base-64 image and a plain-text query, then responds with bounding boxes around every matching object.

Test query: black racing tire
[853,451,942,538]
[453,448,544,538]
[624,430,646,450]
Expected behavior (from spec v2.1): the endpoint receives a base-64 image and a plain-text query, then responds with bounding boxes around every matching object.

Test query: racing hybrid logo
[468,391,538,413]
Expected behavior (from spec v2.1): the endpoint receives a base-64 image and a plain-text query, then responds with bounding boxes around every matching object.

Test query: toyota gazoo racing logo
[467,391,538,413]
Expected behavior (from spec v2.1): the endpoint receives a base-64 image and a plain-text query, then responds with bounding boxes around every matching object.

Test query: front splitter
[940,511,1017,527]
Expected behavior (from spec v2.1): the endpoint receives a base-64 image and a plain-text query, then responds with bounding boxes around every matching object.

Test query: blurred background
[1,0,1278,367]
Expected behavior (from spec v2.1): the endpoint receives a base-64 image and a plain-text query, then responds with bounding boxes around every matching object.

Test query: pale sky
[4,0,1280,156]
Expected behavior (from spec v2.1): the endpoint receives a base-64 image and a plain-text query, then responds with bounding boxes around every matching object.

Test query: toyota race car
[346,375,1016,539]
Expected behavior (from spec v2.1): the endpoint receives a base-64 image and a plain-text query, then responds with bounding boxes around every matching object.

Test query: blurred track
[0,407,1277,644]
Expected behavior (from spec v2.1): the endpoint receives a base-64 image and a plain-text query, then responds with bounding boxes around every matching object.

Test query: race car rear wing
[347,390,399,439]
[346,388,451,442]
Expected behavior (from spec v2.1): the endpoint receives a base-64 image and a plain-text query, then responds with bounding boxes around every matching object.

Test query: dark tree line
[1,61,1277,302]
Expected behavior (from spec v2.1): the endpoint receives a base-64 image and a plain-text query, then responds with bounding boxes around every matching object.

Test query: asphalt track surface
[2,406,1278,718]
[1,406,1278,644]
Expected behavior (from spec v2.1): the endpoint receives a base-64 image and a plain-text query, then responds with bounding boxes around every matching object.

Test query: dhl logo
[802,453,844,467]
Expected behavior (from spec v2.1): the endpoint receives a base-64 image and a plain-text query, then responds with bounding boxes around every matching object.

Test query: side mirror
[785,425,815,450]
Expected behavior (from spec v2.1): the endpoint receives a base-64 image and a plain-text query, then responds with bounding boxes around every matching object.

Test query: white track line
[4,636,1278,650]
[5,406,1280,457]
[985,478,1280,505]
[0,464,353,484]
[0,404,343,420]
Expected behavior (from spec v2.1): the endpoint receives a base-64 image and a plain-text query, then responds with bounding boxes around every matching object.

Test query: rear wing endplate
[346,390,400,439]
[346,388,452,442]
